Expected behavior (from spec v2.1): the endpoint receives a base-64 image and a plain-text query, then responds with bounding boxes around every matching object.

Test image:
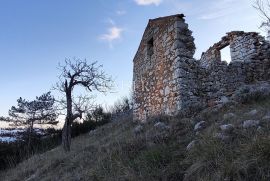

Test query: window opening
[220,45,231,64]
[147,38,154,57]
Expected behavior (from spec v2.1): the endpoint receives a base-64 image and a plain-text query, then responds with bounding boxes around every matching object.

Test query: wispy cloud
[134,0,162,6]
[199,10,232,20]
[116,10,126,16]
[100,26,123,48]
[198,0,248,20]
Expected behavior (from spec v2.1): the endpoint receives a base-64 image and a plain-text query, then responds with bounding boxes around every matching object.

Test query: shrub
[233,82,270,103]
[109,96,133,120]
[72,106,111,137]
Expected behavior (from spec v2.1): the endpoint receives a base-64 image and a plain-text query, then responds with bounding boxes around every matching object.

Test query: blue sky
[0,0,265,118]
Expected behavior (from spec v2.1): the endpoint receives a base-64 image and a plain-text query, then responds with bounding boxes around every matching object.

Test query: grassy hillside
[1,88,270,180]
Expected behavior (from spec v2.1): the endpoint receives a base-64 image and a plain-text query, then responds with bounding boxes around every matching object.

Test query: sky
[0,0,266,123]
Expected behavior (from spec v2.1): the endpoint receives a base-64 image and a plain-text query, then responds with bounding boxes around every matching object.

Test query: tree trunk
[62,85,73,152]
[62,118,71,152]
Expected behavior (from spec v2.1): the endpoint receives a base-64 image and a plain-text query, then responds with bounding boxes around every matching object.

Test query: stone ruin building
[133,14,270,121]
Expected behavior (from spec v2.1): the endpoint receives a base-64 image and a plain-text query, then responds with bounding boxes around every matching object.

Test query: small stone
[220,124,234,133]
[186,140,197,151]
[245,109,258,116]
[223,113,236,120]
[174,21,188,30]
[89,129,96,135]
[164,86,170,96]
[262,113,270,121]
[134,125,143,134]
[243,120,260,129]
[154,122,170,130]
[194,121,206,131]
[257,126,263,133]
[168,25,174,32]
[173,40,185,49]
[217,96,229,104]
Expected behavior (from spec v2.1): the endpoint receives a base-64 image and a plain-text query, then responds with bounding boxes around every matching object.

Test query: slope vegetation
[1,83,270,181]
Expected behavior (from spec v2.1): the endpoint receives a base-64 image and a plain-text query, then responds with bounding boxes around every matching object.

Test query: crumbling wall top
[200,31,269,68]
[133,14,186,63]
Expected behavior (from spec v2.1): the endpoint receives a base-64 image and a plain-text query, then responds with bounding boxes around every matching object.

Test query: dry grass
[184,98,270,181]
[1,97,270,181]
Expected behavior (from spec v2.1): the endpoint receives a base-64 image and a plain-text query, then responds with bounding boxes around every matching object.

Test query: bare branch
[56,58,113,93]
[253,0,270,32]
[56,58,113,151]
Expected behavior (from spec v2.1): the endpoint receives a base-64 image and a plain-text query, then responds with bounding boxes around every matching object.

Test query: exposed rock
[194,121,206,131]
[217,96,229,104]
[154,122,170,130]
[134,125,143,134]
[262,113,270,121]
[245,109,258,116]
[186,140,197,151]
[223,113,236,120]
[220,124,234,133]
[243,120,260,129]
[89,129,97,135]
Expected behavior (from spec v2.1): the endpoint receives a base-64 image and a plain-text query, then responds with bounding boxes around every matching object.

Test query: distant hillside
[1,82,270,181]
[0,128,46,143]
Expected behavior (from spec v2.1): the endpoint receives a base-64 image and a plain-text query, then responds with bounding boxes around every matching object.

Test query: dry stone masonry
[199,31,270,107]
[133,14,270,121]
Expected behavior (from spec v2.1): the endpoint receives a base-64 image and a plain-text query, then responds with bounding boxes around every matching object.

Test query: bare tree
[55,58,113,151]
[7,92,58,149]
[254,0,270,39]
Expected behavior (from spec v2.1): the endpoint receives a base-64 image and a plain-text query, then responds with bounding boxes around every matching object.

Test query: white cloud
[100,26,123,48]
[134,0,162,6]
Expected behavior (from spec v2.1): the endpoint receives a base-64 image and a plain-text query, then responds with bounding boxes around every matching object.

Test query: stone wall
[133,14,196,121]
[133,14,270,121]
[199,31,270,107]
[201,31,269,67]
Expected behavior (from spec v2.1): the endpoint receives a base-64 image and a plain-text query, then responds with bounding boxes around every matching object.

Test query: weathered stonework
[133,14,196,121]
[199,31,270,107]
[133,14,270,121]
[201,31,268,66]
